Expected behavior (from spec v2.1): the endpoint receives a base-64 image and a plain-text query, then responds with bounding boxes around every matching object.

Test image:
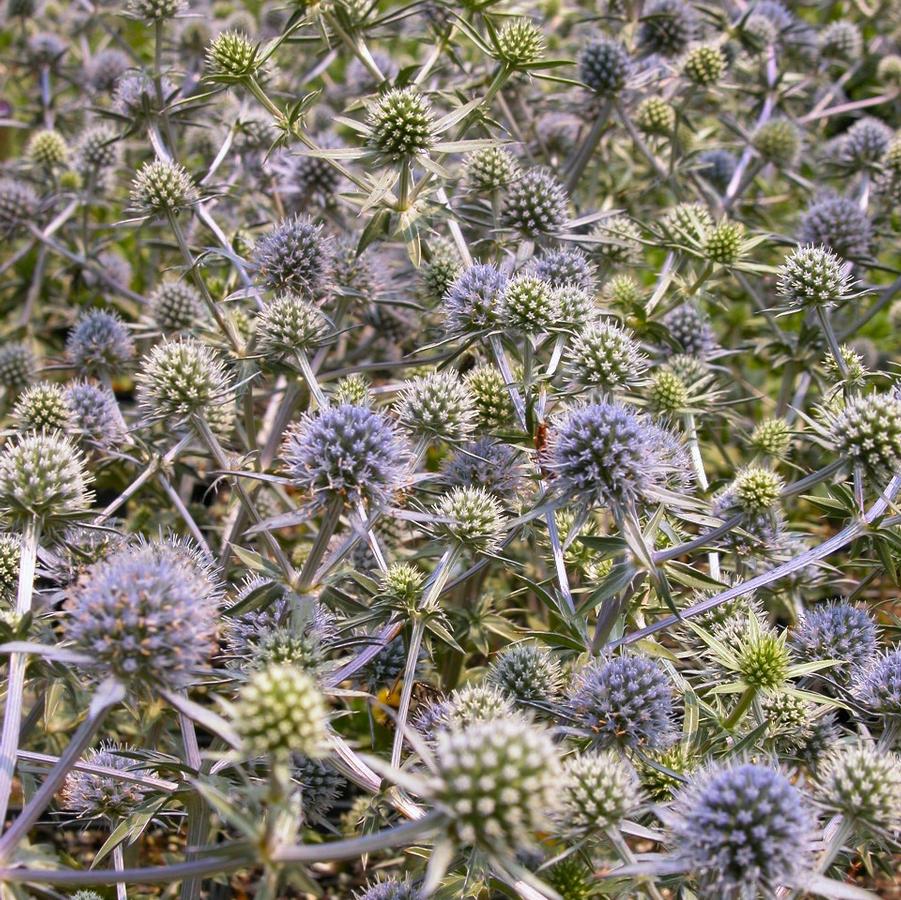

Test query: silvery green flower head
[63,538,221,690]
[525,246,597,293]
[547,401,690,513]
[566,653,675,750]
[817,742,901,840]
[131,158,197,216]
[420,683,517,739]
[13,382,72,432]
[777,244,852,309]
[256,293,331,358]
[839,117,894,170]
[66,309,136,379]
[501,166,569,237]
[281,403,409,511]
[487,641,563,704]
[355,877,420,900]
[578,35,632,96]
[86,48,131,93]
[671,762,812,899]
[568,320,647,392]
[441,263,508,336]
[148,279,204,332]
[428,717,562,855]
[395,370,476,443]
[233,662,328,760]
[252,215,332,298]
[136,337,235,426]
[637,0,698,56]
[558,750,641,835]
[65,381,127,449]
[430,485,507,554]
[0,430,93,532]
[0,341,37,393]
[366,87,435,163]
[61,742,153,822]
[828,390,901,483]
[502,274,561,333]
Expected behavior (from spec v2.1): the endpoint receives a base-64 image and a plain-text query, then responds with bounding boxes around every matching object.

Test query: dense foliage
[0,0,899,897]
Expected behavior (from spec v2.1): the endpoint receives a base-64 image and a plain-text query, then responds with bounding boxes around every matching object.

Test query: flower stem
[0,519,41,830]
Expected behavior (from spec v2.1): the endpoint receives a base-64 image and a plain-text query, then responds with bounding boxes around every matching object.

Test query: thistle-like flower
[0,178,38,236]
[817,742,901,838]
[671,762,812,898]
[430,486,507,554]
[501,167,568,237]
[0,431,93,531]
[548,401,689,511]
[799,194,873,260]
[13,382,72,432]
[494,18,544,68]
[502,275,560,333]
[790,602,877,682]
[428,718,561,853]
[64,540,220,689]
[257,293,330,358]
[662,302,717,357]
[252,215,331,297]
[131,158,197,215]
[637,0,697,56]
[567,654,675,749]
[441,264,508,335]
[66,309,135,379]
[441,438,525,501]
[148,280,204,332]
[367,88,435,162]
[854,647,901,719]
[487,642,563,703]
[26,128,67,168]
[777,244,851,308]
[65,381,127,449]
[579,36,631,95]
[558,750,641,835]
[395,371,476,443]
[752,119,801,167]
[281,404,409,510]
[61,743,152,822]
[682,44,725,86]
[465,364,516,431]
[206,30,260,79]
[466,146,520,192]
[136,337,235,424]
[828,391,901,482]
[233,662,328,759]
[568,321,647,391]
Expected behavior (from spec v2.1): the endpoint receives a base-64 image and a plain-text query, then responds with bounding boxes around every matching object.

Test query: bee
[371,679,444,727]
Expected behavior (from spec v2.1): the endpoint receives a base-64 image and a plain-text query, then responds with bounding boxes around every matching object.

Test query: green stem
[723,685,757,731]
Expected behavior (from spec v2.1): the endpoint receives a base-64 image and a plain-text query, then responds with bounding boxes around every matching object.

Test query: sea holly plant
[0,0,901,897]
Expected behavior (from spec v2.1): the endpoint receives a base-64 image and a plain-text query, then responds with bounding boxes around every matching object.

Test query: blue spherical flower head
[548,401,690,512]
[567,653,675,749]
[672,762,812,898]
[252,215,332,298]
[66,309,135,379]
[281,403,409,512]
[790,602,877,682]
[64,539,221,691]
[855,647,901,719]
[525,247,597,293]
[441,264,508,336]
[441,437,526,501]
[798,194,873,261]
